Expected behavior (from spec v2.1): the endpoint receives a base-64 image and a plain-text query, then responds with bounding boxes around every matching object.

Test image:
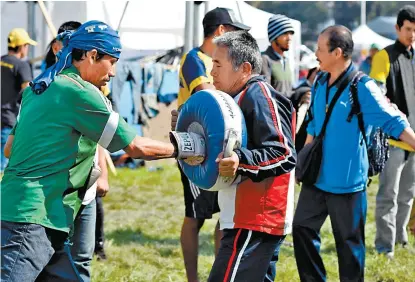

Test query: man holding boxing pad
[210,30,296,282]
[173,7,250,282]
[174,31,296,281]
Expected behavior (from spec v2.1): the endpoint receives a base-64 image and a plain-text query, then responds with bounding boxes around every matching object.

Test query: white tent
[86,1,301,81]
[1,1,301,80]
[85,2,301,52]
[86,1,186,51]
[352,25,394,49]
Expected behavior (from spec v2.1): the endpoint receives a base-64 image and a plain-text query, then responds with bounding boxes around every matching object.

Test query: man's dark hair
[204,25,219,38]
[72,48,106,62]
[203,24,236,38]
[397,5,415,29]
[45,21,82,68]
[8,37,20,52]
[321,25,354,59]
[8,46,19,52]
[57,21,82,34]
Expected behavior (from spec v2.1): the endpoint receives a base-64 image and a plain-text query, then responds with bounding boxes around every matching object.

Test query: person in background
[292,64,320,152]
[173,7,250,282]
[370,5,415,259]
[1,28,36,172]
[293,25,415,281]
[359,43,380,75]
[261,14,312,154]
[44,21,82,69]
[261,14,295,98]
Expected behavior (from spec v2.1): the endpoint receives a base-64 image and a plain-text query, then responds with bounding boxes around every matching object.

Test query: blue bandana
[31,20,122,94]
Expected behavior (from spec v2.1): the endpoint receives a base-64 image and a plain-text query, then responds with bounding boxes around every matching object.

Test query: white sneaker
[385,252,394,260]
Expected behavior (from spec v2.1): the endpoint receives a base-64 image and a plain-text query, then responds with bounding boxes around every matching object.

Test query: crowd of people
[1,4,415,282]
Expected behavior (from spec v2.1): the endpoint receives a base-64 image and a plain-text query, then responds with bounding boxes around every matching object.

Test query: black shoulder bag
[296,70,358,185]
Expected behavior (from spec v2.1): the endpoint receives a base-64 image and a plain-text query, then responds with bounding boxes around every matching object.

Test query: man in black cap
[172,7,250,282]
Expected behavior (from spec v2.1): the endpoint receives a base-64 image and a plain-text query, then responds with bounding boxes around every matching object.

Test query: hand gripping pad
[176,89,247,190]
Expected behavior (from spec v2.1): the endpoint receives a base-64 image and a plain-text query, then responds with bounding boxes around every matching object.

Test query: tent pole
[27,1,36,60]
[184,1,194,54]
[204,1,210,15]
[41,1,49,52]
[117,1,130,32]
[29,0,58,64]
[193,3,201,47]
[361,0,366,26]
[38,0,57,37]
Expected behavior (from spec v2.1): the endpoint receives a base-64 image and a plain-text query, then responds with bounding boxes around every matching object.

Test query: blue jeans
[1,220,82,282]
[293,185,367,282]
[71,199,97,282]
[208,228,286,282]
[1,126,12,171]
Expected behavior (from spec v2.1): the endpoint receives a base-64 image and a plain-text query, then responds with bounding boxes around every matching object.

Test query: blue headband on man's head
[31,20,122,94]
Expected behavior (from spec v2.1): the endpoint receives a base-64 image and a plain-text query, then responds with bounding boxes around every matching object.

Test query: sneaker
[385,252,394,260]
[94,241,107,261]
[395,241,408,248]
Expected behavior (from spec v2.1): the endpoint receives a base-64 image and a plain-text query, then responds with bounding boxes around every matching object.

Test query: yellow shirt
[178,47,213,107]
[369,49,390,84]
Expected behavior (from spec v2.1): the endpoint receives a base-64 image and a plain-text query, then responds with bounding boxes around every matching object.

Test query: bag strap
[347,71,367,146]
[319,69,358,138]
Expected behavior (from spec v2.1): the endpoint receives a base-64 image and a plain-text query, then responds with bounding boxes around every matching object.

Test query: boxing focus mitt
[170,131,206,165]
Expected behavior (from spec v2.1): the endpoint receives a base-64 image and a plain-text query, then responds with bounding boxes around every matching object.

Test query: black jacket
[372,40,415,117]
[234,76,296,182]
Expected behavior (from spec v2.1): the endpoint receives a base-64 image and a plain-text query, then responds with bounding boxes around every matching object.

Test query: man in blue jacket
[292,25,415,282]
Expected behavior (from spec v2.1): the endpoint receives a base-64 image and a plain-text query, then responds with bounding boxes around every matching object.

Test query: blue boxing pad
[176,89,247,190]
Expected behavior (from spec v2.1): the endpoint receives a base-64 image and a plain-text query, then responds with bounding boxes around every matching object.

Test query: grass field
[91,165,415,282]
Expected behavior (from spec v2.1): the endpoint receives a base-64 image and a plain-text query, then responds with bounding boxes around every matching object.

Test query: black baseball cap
[203,7,251,31]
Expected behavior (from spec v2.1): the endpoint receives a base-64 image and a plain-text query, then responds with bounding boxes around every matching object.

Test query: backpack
[347,71,390,180]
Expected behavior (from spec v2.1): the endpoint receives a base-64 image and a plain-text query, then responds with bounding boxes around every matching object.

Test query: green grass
[91,166,415,282]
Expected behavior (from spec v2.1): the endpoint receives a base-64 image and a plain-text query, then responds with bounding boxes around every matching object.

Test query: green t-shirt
[1,67,136,233]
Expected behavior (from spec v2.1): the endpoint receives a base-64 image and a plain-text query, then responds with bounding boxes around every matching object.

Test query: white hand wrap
[170,131,206,165]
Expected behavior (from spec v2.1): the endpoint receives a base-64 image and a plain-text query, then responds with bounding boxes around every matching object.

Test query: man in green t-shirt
[1,20,205,282]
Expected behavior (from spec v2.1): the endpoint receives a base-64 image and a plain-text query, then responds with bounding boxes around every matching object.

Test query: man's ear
[242,62,253,77]
[87,49,98,62]
[395,24,401,33]
[334,47,343,59]
[52,41,60,55]
[216,25,226,36]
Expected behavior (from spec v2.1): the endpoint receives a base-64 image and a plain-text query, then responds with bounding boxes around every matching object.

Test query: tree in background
[249,1,415,43]
[249,1,329,42]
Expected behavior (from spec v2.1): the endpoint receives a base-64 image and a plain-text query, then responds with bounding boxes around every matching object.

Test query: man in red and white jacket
[210,31,296,282]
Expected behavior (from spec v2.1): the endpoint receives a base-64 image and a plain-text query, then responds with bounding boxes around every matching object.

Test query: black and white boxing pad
[176,89,247,191]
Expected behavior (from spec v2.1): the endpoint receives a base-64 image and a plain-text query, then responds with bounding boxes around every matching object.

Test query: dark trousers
[95,196,105,244]
[208,228,286,282]
[292,185,367,282]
